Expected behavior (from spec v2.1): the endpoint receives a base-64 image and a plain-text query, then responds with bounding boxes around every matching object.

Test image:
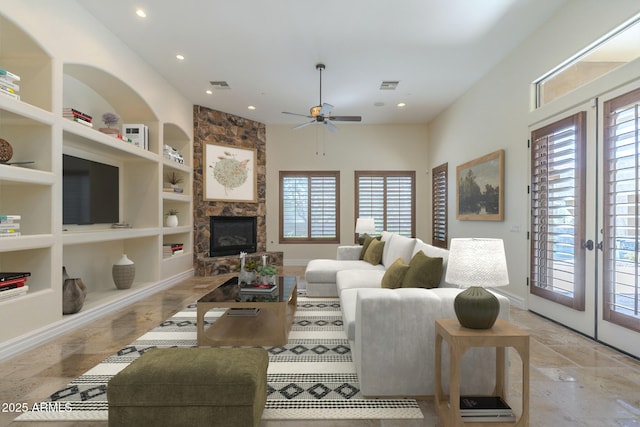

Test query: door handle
[597,241,603,251]
[582,240,594,250]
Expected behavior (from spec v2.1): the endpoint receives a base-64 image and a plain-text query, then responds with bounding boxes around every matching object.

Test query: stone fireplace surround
[193,106,282,276]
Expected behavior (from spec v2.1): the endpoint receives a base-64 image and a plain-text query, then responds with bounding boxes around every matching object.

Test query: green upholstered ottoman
[107,347,269,427]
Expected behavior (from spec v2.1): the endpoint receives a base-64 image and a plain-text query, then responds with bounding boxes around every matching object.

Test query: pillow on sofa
[381,258,410,288]
[359,234,377,260]
[402,250,443,289]
[363,238,385,265]
[381,233,417,268]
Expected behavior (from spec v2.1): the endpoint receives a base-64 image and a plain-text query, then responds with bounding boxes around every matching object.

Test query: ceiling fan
[282,63,362,132]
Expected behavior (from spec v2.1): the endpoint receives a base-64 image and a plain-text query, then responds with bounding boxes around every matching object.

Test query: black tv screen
[63,154,119,225]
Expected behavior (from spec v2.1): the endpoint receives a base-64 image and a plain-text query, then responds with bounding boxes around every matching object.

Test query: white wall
[427,0,640,304]
[266,123,429,264]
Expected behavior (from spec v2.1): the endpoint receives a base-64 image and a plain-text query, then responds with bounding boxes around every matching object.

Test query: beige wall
[427,0,640,305]
[265,124,429,264]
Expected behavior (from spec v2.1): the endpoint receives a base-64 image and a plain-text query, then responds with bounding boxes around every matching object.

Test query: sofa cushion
[381,258,410,289]
[336,269,386,295]
[412,239,452,287]
[339,288,359,341]
[306,259,384,284]
[381,234,416,268]
[363,239,385,265]
[359,234,377,260]
[402,251,443,289]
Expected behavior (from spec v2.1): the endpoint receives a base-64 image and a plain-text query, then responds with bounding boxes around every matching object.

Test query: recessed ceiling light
[135,9,146,18]
[205,90,213,95]
[247,105,256,110]
[176,54,185,61]
[397,102,406,108]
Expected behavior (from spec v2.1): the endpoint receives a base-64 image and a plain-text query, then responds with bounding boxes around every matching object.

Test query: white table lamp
[445,238,509,329]
[355,218,376,243]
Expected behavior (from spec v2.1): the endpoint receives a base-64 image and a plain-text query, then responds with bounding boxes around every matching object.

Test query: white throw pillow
[382,233,416,268]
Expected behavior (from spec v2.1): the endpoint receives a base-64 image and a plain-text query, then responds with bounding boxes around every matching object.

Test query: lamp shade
[445,238,509,288]
[445,238,509,329]
[355,217,376,234]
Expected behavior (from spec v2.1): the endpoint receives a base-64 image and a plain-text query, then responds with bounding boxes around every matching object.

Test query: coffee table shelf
[197,276,297,347]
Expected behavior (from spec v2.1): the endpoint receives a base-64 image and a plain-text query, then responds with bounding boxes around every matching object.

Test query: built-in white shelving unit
[0,11,194,359]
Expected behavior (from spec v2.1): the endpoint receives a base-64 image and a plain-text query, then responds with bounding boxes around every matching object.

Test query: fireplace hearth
[209,216,257,257]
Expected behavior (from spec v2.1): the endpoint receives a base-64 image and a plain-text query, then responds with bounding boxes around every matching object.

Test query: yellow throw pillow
[363,238,385,265]
[381,258,410,288]
[402,250,443,289]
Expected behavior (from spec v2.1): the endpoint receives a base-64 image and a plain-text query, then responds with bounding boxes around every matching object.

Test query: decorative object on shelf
[166,209,179,227]
[112,254,135,290]
[0,138,13,162]
[165,171,183,193]
[62,266,87,315]
[238,251,255,285]
[204,143,257,202]
[257,264,277,285]
[456,149,505,221]
[445,238,509,329]
[355,217,376,244]
[99,112,120,135]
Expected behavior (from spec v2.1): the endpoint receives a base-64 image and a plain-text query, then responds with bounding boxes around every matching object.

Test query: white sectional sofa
[304,232,510,397]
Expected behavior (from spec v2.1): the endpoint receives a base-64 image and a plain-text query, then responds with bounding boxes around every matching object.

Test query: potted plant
[257,264,278,285]
[166,209,179,227]
[166,172,183,193]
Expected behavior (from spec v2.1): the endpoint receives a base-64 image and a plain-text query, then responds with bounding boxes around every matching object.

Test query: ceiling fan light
[310,105,322,117]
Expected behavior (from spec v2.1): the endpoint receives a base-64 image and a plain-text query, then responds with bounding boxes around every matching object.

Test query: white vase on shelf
[166,214,178,227]
[112,254,135,290]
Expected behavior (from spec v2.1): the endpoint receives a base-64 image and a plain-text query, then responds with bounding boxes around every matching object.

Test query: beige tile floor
[1,267,639,426]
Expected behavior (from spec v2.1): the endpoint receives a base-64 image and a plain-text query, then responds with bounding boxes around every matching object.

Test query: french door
[529,83,640,357]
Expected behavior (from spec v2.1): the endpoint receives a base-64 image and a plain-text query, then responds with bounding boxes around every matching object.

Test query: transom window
[355,171,415,237]
[279,171,340,243]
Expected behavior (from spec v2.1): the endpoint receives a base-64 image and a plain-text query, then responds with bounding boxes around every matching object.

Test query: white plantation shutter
[432,163,448,248]
[356,171,415,237]
[280,171,339,243]
[530,112,586,310]
[603,89,640,332]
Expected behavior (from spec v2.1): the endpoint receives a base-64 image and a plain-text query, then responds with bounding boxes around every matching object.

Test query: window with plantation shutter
[603,89,640,332]
[432,163,448,248]
[355,171,415,237]
[530,112,586,310]
[279,171,339,243]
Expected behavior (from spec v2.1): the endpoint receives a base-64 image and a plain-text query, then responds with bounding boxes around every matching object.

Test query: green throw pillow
[402,250,443,289]
[381,258,410,288]
[359,234,374,260]
[363,238,385,265]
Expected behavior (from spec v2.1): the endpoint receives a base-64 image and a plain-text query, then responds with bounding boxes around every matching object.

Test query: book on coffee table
[240,283,277,294]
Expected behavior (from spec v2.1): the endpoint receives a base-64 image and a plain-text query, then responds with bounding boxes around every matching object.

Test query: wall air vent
[380,81,399,90]
[210,81,231,89]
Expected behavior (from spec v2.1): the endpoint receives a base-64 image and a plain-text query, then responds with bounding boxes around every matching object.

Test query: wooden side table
[434,318,530,427]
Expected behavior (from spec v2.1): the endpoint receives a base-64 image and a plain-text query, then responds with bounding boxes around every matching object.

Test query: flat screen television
[63,154,119,225]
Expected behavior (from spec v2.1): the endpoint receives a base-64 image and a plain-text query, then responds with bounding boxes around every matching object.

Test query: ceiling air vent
[210,81,231,89]
[380,81,399,90]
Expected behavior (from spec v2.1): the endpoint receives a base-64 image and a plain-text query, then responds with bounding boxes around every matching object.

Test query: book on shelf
[0,231,20,237]
[459,396,513,416]
[63,108,92,122]
[0,278,27,291]
[227,307,260,317]
[0,77,19,91]
[0,84,17,94]
[0,272,30,282]
[0,215,20,221]
[163,243,184,257]
[68,116,93,127]
[0,68,21,81]
[0,223,19,231]
[0,285,29,302]
[0,86,19,100]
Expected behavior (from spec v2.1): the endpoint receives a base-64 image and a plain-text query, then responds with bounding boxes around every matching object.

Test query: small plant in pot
[166,172,183,193]
[257,264,278,285]
[166,209,179,227]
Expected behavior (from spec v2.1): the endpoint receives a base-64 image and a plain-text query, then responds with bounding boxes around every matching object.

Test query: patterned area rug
[16,295,423,421]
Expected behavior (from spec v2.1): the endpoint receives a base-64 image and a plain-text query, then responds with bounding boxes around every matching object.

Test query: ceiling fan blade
[320,103,334,116]
[293,120,315,130]
[328,115,362,122]
[324,121,338,133]
[283,111,313,118]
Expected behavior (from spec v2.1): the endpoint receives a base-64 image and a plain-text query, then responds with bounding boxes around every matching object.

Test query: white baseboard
[284,259,310,267]
[0,269,194,362]
[492,288,526,310]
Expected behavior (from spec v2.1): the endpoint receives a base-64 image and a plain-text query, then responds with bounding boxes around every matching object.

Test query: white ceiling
[75,0,567,127]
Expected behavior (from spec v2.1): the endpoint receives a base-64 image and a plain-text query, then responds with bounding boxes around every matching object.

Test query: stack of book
[460,396,516,423]
[63,108,93,127]
[0,68,20,100]
[227,307,260,317]
[163,243,184,258]
[0,215,20,238]
[0,272,30,302]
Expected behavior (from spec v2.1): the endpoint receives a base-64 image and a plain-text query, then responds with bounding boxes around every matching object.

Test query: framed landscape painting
[456,149,504,221]
[204,143,257,202]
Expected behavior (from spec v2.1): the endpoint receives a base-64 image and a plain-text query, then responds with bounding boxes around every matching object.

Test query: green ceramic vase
[453,286,499,329]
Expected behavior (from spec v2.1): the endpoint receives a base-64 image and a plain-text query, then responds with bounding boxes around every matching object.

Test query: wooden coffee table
[196,276,297,347]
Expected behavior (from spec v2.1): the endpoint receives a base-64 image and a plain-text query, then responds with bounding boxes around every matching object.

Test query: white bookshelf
[0,10,194,359]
